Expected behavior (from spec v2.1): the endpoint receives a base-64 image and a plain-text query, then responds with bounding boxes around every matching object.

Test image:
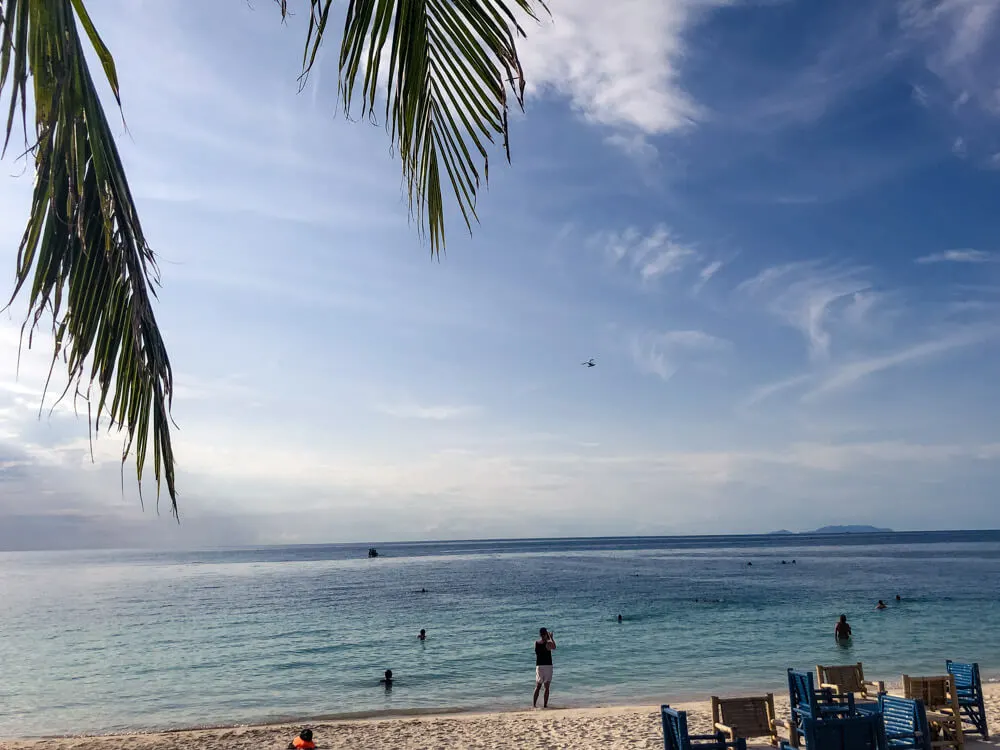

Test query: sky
[2,0,1000,549]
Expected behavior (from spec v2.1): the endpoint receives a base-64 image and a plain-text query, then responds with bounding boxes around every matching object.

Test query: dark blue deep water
[1,531,998,736]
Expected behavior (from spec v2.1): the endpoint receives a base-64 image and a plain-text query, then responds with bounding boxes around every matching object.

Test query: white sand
[2,685,998,750]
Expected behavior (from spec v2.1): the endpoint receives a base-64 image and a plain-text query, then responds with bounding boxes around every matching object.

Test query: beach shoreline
[3,684,998,749]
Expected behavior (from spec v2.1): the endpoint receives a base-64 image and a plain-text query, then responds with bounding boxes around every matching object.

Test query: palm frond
[287,0,545,253]
[0,0,177,514]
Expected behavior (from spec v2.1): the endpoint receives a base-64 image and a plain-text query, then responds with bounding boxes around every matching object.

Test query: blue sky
[2,0,1000,548]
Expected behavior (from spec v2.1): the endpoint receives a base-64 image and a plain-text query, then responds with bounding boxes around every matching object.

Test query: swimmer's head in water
[539,627,548,638]
[385,669,393,680]
[839,614,848,623]
[419,629,426,636]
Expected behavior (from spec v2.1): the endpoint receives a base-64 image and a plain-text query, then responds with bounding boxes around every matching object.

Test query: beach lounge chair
[816,663,885,703]
[662,705,747,750]
[712,693,779,746]
[876,694,932,750]
[946,661,989,739]
[902,675,964,750]
[780,670,856,748]
[779,714,885,750]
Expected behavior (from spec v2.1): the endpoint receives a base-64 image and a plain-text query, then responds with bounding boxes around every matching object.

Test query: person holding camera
[533,627,557,708]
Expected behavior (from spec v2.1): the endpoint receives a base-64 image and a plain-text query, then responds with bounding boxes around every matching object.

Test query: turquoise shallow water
[1,531,999,737]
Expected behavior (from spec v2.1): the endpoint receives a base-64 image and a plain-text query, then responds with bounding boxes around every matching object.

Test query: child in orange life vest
[289,728,315,750]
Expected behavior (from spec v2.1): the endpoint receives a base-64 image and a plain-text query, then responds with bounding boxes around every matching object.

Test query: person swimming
[381,669,393,689]
[288,729,315,750]
[895,594,901,602]
[617,614,623,623]
[835,614,852,642]
[418,629,426,640]
[876,600,887,610]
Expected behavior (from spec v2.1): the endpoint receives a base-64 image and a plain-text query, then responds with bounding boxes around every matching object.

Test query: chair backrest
[712,694,775,738]
[945,661,982,696]
[816,664,865,694]
[902,675,954,711]
[800,714,884,750]
[788,669,817,717]
[662,705,694,750]
[879,695,931,750]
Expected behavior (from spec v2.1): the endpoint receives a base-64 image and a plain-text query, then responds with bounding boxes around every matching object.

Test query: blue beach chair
[783,669,856,746]
[877,695,932,750]
[946,661,989,739]
[662,705,747,750]
[780,714,885,750]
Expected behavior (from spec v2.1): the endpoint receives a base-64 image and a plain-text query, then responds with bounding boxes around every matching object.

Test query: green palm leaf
[0,0,542,516]
[294,0,544,250]
[1,0,176,513]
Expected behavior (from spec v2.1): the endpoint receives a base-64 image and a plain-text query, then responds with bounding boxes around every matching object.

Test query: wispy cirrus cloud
[593,224,700,281]
[915,248,997,264]
[375,403,482,421]
[737,260,877,360]
[804,326,997,400]
[629,329,730,381]
[900,0,1000,159]
[900,0,999,105]
[692,260,724,294]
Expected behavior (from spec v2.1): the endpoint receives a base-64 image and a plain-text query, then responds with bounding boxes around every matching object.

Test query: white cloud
[899,0,1000,154]
[519,0,730,135]
[629,329,729,381]
[743,373,814,407]
[593,224,698,281]
[692,260,724,294]
[376,403,481,421]
[604,133,660,165]
[915,248,997,263]
[805,327,996,399]
[738,260,874,360]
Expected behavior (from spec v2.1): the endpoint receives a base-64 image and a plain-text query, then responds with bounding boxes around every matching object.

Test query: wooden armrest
[715,723,737,736]
[864,680,886,693]
[820,683,842,692]
[925,710,957,721]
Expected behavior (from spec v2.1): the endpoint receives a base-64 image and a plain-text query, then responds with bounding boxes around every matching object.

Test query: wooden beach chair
[781,670,856,748]
[902,675,964,750]
[712,693,779,746]
[946,660,989,738]
[779,714,884,750]
[878,694,932,750]
[816,663,885,702]
[662,705,747,750]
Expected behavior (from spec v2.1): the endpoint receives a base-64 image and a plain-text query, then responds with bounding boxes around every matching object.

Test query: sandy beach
[3,684,998,750]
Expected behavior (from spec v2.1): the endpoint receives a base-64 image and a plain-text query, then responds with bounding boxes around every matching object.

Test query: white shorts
[535,665,553,684]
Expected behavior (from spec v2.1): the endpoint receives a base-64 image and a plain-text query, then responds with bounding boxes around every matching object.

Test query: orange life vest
[293,738,315,749]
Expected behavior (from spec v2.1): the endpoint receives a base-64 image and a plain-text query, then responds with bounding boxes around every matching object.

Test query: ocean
[1,531,999,737]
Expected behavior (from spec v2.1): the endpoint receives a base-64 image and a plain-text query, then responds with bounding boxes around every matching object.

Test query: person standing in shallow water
[835,614,852,642]
[533,627,556,708]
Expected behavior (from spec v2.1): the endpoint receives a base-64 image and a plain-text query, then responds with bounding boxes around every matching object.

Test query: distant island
[770,525,893,535]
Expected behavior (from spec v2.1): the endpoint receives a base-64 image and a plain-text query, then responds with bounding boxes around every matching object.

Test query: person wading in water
[533,627,557,708]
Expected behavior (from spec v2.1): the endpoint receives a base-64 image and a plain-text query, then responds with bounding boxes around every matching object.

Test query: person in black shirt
[835,614,852,642]
[533,627,557,708]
